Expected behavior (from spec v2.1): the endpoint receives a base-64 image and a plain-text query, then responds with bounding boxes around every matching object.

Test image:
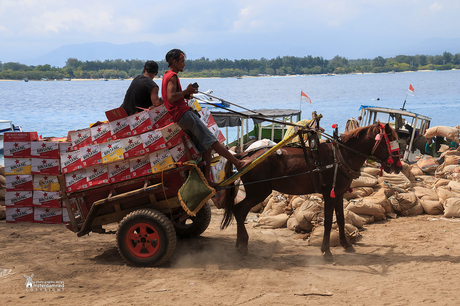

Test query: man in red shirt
[162,49,249,186]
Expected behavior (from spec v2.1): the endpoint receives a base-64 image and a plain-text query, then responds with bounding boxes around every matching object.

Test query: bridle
[369,123,402,176]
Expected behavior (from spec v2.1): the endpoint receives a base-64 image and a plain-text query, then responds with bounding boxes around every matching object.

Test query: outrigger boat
[0,120,22,165]
[189,90,230,108]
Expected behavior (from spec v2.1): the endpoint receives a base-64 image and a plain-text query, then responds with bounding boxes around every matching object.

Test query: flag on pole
[301,91,312,104]
[408,84,415,95]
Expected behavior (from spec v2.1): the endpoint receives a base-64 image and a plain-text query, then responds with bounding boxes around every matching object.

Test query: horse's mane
[341,122,397,143]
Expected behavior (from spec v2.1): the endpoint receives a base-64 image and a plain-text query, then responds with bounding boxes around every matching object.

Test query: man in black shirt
[121,60,162,115]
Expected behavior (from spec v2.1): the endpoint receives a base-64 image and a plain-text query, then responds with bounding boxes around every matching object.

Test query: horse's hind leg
[232,198,253,255]
[335,195,355,252]
[321,197,334,261]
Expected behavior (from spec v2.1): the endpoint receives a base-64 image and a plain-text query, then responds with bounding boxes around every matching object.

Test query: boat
[358,105,431,161]
[189,90,230,108]
[23,78,28,82]
[0,120,23,165]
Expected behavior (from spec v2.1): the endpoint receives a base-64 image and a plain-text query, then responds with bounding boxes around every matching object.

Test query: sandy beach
[1,204,460,306]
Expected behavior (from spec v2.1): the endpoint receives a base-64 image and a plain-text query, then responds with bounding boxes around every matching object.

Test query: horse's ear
[384,123,392,134]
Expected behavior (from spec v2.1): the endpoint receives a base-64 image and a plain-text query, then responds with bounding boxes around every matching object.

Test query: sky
[1,0,460,63]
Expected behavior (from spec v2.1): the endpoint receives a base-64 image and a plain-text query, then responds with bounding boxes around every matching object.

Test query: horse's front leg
[335,194,355,253]
[321,197,334,261]
[232,199,251,255]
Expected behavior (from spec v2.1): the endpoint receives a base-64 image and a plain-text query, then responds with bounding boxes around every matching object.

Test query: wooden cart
[58,164,212,267]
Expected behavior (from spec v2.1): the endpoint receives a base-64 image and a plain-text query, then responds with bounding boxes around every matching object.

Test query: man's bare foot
[235,159,251,171]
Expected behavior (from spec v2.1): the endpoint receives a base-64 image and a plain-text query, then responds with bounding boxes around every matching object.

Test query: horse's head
[370,122,402,175]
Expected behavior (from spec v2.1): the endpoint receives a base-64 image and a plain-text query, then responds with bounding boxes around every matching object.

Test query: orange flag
[408,84,415,93]
[301,91,312,103]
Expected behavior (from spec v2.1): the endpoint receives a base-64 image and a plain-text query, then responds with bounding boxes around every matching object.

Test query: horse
[220,122,402,261]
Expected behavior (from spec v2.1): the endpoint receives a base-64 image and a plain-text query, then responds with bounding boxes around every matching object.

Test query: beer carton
[90,123,112,144]
[65,169,88,193]
[121,135,145,159]
[109,117,132,140]
[70,128,92,151]
[189,99,202,112]
[5,174,33,191]
[31,141,60,159]
[33,191,61,208]
[107,160,131,183]
[80,144,102,167]
[140,130,166,153]
[105,107,128,121]
[149,149,175,173]
[5,191,33,207]
[31,158,60,175]
[100,140,124,164]
[208,123,226,143]
[4,158,32,175]
[34,207,62,224]
[128,110,153,135]
[85,164,109,187]
[169,140,201,164]
[33,175,60,192]
[60,150,83,173]
[6,207,34,223]
[59,142,73,153]
[129,155,152,178]
[148,104,173,129]
[3,141,31,158]
[160,123,188,148]
[198,107,215,128]
[4,132,38,142]
[210,156,227,183]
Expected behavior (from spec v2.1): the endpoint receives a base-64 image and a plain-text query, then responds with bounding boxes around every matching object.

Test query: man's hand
[185,83,199,95]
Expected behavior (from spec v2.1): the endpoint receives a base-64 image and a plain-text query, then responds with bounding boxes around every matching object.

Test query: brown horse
[220,122,402,261]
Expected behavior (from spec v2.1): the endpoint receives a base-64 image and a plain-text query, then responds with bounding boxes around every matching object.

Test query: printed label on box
[149,149,175,173]
[169,140,201,164]
[90,123,112,144]
[109,117,132,139]
[148,105,173,129]
[70,128,92,150]
[31,141,60,159]
[33,191,61,208]
[80,144,102,167]
[121,135,145,159]
[59,142,72,153]
[129,155,152,178]
[5,191,33,207]
[6,207,34,223]
[3,141,31,158]
[4,158,32,175]
[60,150,83,173]
[208,124,226,143]
[107,160,131,183]
[31,158,60,175]
[33,175,60,192]
[85,164,109,187]
[4,132,38,142]
[34,207,62,224]
[5,175,33,191]
[160,123,188,148]
[128,111,153,135]
[65,169,88,193]
[100,140,124,164]
[140,130,166,153]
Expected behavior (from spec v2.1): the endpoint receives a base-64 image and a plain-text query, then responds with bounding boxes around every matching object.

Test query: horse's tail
[220,160,236,229]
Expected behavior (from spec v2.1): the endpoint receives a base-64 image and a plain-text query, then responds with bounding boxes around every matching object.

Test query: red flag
[301,91,312,104]
[408,84,414,93]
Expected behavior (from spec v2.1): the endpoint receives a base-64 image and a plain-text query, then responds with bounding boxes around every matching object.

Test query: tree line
[1,52,459,80]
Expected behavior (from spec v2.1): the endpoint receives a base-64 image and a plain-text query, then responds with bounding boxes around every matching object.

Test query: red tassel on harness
[379,165,385,177]
[396,159,402,167]
[349,188,353,193]
[387,157,394,164]
[330,189,336,198]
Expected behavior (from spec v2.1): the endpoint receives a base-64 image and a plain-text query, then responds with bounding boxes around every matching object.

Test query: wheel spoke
[133,242,144,254]
[127,232,138,241]
[146,231,160,241]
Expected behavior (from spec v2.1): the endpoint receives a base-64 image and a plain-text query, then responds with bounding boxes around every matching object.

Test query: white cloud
[429,2,443,12]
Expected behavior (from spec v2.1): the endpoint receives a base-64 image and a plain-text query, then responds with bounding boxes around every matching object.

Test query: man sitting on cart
[161,49,250,186]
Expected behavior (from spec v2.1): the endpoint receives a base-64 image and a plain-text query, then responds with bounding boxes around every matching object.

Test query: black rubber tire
[117,208,176,266]
[173,201,212,238]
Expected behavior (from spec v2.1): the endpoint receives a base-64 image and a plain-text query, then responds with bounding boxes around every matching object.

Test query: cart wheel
[173,201,212,238]
[117,209,176,266]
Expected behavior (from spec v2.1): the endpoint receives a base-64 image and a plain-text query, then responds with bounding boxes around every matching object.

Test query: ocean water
[1,70,460,140]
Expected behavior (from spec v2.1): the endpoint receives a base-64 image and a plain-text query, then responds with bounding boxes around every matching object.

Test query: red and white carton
[121,135,145,159]
[85,164,109,187]
[100,140,124,164]
[149,149,175,173]
[80,144,102,167]
[59,142,73,153]
[148,104,173,129]
[169,139,201,164]
[5,175,33,191]
[60,150,83,173]
[70,128,92,151]
[33,175,60,192]
[3,141,31,158]
[6,207,34,223]
[105,107,128,121]
[5,191,33,207]
[34,207,62,224]
[109,117,132,140]
[90,123,112,144]
[198,107,216,128]
[107,160,131,183]
[33,191,61,208]
[208,124,226,143]
[129,155,152,178]
[4,132,38,142]
[4,158,32,175]
[31,141,60,159]
[160,123,188,148]
[128,111,153,135]
[140,129,166,153]
[65,169,88,193]
[31,158,60,175]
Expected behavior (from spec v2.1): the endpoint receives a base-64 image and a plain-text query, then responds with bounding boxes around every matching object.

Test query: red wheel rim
[125,222,161,258]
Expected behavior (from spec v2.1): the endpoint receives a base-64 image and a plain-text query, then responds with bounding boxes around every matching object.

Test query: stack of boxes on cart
[4,102,226,224]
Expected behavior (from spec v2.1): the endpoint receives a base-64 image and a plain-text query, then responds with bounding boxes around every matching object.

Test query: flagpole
[401,93,407,111]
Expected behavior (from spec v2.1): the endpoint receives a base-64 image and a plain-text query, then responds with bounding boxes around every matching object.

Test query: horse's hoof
[322,252,333,262]
[345,245,356,253]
